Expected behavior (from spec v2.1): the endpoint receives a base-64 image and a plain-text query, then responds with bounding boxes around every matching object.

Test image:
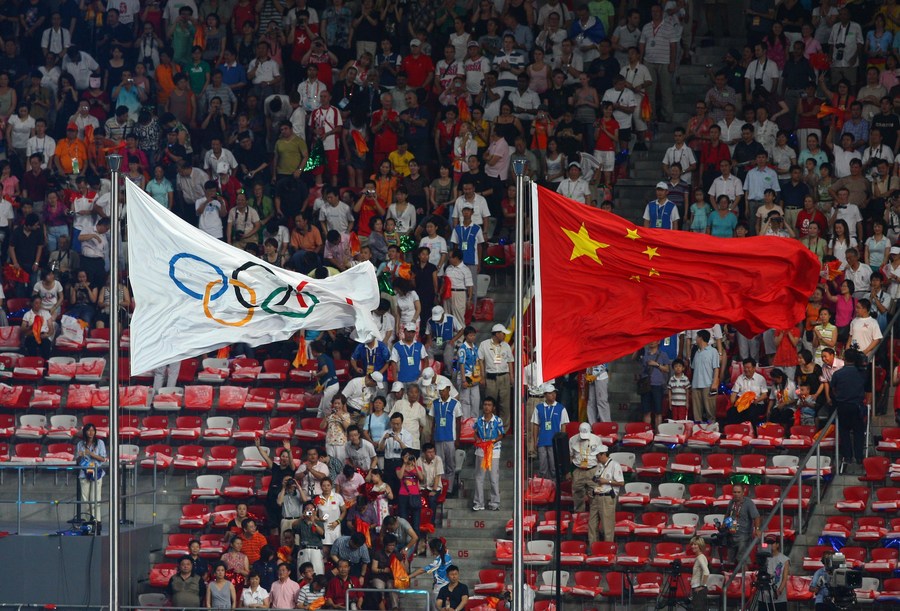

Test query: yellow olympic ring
[202,279,256,327]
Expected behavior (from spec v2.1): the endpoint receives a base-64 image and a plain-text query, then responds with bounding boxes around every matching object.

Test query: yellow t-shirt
[388,150,415,177]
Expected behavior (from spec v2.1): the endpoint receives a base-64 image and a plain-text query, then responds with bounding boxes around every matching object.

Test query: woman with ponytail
[409,537,453,601]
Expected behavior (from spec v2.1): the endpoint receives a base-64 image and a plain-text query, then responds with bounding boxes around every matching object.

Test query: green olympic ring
[260,286,321,318]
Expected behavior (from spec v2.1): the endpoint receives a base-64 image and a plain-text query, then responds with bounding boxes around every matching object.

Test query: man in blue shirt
[690,330,720,422]
[425,305,464,366]
[390,322,428,384]
[350,332,391,377]
[311,340,340,418]
[473,397,505,511]
[429,377,462,494]
[530,383,569,479]
[743,152,780,232]
[456,326,481,419]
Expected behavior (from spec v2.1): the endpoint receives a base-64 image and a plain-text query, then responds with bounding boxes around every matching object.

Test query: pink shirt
[485,137,510,180]
[269,578,301,609]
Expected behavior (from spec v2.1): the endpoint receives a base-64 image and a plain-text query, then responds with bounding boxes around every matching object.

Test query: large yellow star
[562,224,609,265]
[642,246,660,260]
[626,228,641,240]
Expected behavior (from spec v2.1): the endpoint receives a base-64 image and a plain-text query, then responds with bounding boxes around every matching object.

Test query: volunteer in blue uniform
[531,383,570,479]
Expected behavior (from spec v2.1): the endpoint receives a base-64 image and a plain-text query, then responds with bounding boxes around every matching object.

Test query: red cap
[66,122,78,131]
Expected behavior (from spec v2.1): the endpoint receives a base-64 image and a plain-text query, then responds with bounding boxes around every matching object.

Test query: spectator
[472,396,504,512]
[723,483,761,568]
[21,295,53,358]
[268,563,301,609]
[587,444,624,544]
[167,556,206,608]
[329,532,370,578]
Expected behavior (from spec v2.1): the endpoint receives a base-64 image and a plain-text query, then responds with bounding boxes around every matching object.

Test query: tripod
[655,564,691,611]
[747,572,780,611]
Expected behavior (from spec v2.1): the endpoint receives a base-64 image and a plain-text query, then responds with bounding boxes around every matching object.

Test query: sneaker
[488,504,500,511]
[472,504,484,511]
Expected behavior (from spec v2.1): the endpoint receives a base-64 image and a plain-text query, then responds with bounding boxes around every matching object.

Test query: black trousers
[837,403,866,463]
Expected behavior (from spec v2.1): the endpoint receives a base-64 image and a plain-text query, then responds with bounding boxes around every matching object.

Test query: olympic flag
[125,180,381,374]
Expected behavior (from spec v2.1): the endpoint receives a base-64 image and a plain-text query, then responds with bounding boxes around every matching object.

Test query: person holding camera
[587,444,623,544]
[764,537,790,611]
[277,475,303,535]
[723,483,761,569]
[378,412,413,496]
[810,550,834,611]
[226,190,261,251]
[396,448,425,535]
[291,500,326,576]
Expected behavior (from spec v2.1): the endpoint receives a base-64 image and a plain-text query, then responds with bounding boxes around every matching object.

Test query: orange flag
[216,346,231,359]
[292,335,308,368]
[475,440,494,470]
[351,131,369,155]
[32,315,43,344]
[735,392,756,413]
[390,554,410,589]
[308,596,326,610]
[355,517,371,548]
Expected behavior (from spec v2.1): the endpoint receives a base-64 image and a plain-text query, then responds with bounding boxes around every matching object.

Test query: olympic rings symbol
[169,253,321,327]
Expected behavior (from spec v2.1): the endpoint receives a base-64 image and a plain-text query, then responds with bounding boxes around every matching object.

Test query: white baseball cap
[370,371,384,388]
[597,444,610,454]
[491,323,511,335]
[542,383,557,394]
[436,378,452,391]
[391,381,404,392]
[420,367,435,384]
[578,422,591,440]
[655,181,669,190]
[404,322,418,332]
[431,306,445,321]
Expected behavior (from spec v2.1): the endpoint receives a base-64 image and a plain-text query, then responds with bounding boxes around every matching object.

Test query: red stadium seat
[218,386,249,411]
[0,326,21,351]
[10,442,42,463]
[735,454,767,476]
[650,542,685,568]
[569,571,603,599]
[0,414,13,438]
[635,453,668,478]
[148,563,177,588]
[276,388,312,412]
[877,428,900,452]
[836,486,871,512]
[139,416,170,441]
[140,444,173,469]
[683,484,716,509]
[473,570,507,596]
[295,417,326,442]
[171,416,202,442]
[259,359,290,382]
[701,453,733,478]
[633,573,663,598]
[670,453,701,475]
[617,541,650,568]
[853,517,887,542]
[0,385,32,409]
[183,385,214,411]
[265,417,296,441]
[621,422,653,448]
[634,512,668,537]
[13,356,45,381]
[593,422,618,446]
[82,414,109,438]
[750,423,784,449]
[873,488,900,512]
[523,477,556,505]
[173,445,206,471]
[222,475,256,498]
[244,387,276,411]
[44,443,75,464]
[719,423,754,449]
[85,328,111,352]
[206,446,238,471]
[865,549,899,573]
[841,547,866,569]
[232,417,265,442]
[231,358,261,381]
[537,511,571,535]
[859,456,890,485]
[753,485,782,510]
[821,516,853,538]
[66,384,96,410]
[164,534,192,558]
[586,541,617,567]
[783,485,812,511]
[802,546,834,571]
[559,540,586,566]
[601,572,626,602]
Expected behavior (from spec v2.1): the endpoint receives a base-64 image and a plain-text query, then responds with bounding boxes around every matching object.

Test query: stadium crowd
[2,0,900,608]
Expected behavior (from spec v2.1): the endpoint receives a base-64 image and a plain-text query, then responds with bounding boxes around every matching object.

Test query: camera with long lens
[754,542,773,587]
[824,553,862,610]
[835,43,845,62]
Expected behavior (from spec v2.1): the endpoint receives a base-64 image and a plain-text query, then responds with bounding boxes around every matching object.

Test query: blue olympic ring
[169,253,229,301]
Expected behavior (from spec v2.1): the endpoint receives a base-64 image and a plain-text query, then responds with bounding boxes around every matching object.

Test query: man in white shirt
[443,250,473,324]
[194,180,227,239]
[247,41,281,98]
[556,162,592,205]
[318,187,355,235]
[26,119,55,169]
[728,358,769,426]
[41,13,71,57]
[462,41,491,96]
[78,217,110,288]
[848,300,883,357]
[708,159,744,213]
[828,8,864,87]
[345,425,377,472]
[452,182,491,232]
[611,9,642,65]
[477,323,515,421]
[569,422,603,512]
[587,445,624,544]
[744,41,781,98]
[297,64,327,112]
[509,74,540,123]
[203,139,238,177]
[638,4,677,122]
[844,248,872,298]
[342,371,384,415]
[309,90,343,187]
[602,75,637,138]
[831,187,863,240]
[717,104,743,154]
[662,127,697,184]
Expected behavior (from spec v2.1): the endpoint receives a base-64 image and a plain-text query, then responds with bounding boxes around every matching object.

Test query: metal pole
[511,159,526,611]
[816,441,821,504]
[107,153,122,611]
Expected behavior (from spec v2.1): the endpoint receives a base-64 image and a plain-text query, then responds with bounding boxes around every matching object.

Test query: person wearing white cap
[450,200,485,293]
[390,323,428,384]
[350,332,391,378]
[478,324,514,420]
[531,383,569,479]
[869,272,892,332]
[341,370,385,414]
[429,377,462,494]
[425,305,464,366]
[568,422,603,513]
[556,161,591,205]
[524,356,554,459]
[585,363,610,423]
[588,444,624,544]
[387,381,405,412]
[443,249,475,324]
[417,365,460,411]
[642,181,681,230]
[456,325,481,419]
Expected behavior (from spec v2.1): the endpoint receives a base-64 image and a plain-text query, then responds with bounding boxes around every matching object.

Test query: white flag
[125,180,380,374]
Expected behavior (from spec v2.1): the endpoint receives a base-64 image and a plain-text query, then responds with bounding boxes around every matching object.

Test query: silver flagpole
[107,153,122,611]
[511,159,526,611]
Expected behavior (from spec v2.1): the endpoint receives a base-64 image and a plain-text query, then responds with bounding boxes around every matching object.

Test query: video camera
[824,553,862,610]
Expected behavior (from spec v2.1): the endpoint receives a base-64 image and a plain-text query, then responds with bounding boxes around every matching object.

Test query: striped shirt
[639,20,677,64]
[668,373,690,407]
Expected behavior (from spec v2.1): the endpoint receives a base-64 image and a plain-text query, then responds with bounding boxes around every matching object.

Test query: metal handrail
[865,300,900,458]
[720,408,839,610]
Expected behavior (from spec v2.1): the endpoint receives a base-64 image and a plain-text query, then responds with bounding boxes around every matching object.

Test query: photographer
[811,551,834,611]
[723,483,761,569]
[276,475,303,535]
[291,501,325,576]
[226,190,261,251]
[765,537,790,611]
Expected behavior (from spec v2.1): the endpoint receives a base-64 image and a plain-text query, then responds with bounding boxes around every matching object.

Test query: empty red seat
[232,417,265,442]
[0,326,21,350]
[0,385,32,409]
[634,512,668,537]
[753,484,783,510]
[140,444,173,469]
[822,516,853,538]
[803,546,834,571]
[670,453,701,475]
[570,571,603,599]
[585,541,617,568]
[634,453,668,478]
[294,417,326,442]
[865,548,899,573]
[523,477,556,505]
[82,414,109,438]
[783,485,812,510]
[265,417,296,441]
[244,387,276,411]
[10,442,42,463]
[593,422,618,446]
[719,423,754,449]
[701,453,734,478]
[683,484,716,509]
[473,569,507,596]
[276,388,313,412]
[836,486,871,512]
[633,572,663,598]
[650,542,685,568]
[222,475,256,498]
[878,428,900,452]
[171,416,202,441]
[0,414,12,438]
[207,446,238,471]
[621,422,653,447]
[218,386,249,411]
[258,359,290,382]
[560,540,586,566]
[841,547,867,568]
[231,358,261,381]
[149,563,177,588]
[859,456,890,484]
[617,541,650,568]
[537,510,572,535]
[571,511,589,536]
[13,356,45,381]
[173,445,206,471]
[750,423,784,449]
[184,385,214,411]
[30,385,62,409]
[179,504,211,529]
[873,487,900,512]
[66,384,96,410]
[164,533,193,558]
[140,416,170,441]
[601,572,626,601]
[735,454,766,476]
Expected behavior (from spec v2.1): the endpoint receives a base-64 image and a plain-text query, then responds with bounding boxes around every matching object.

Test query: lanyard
[435,400,455,421]
[755,59,768,81]
[540,403,557,425]
[479,416,498,440]
[398,342,417,362]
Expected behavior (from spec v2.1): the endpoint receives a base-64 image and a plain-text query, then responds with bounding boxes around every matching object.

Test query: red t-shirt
[594,117,619,151]
[290,24,319,62]
[401,54,435,89]
[371,110,399,154]
[356,197,379,237]
[795,209,828,237]
[700,140,731,171]
[326,576,361,607]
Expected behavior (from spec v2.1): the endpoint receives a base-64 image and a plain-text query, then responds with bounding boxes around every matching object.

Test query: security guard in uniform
[569,422,602,513]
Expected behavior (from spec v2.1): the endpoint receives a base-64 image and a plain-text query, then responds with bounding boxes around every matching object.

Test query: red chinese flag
[531,185,821,382]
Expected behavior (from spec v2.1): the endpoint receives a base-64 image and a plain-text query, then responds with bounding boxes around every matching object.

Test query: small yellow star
[649,268,660,277]
[642,246,660,260]
[626,228,641,240]
[629,275,641,282]
[562,224,609,265]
